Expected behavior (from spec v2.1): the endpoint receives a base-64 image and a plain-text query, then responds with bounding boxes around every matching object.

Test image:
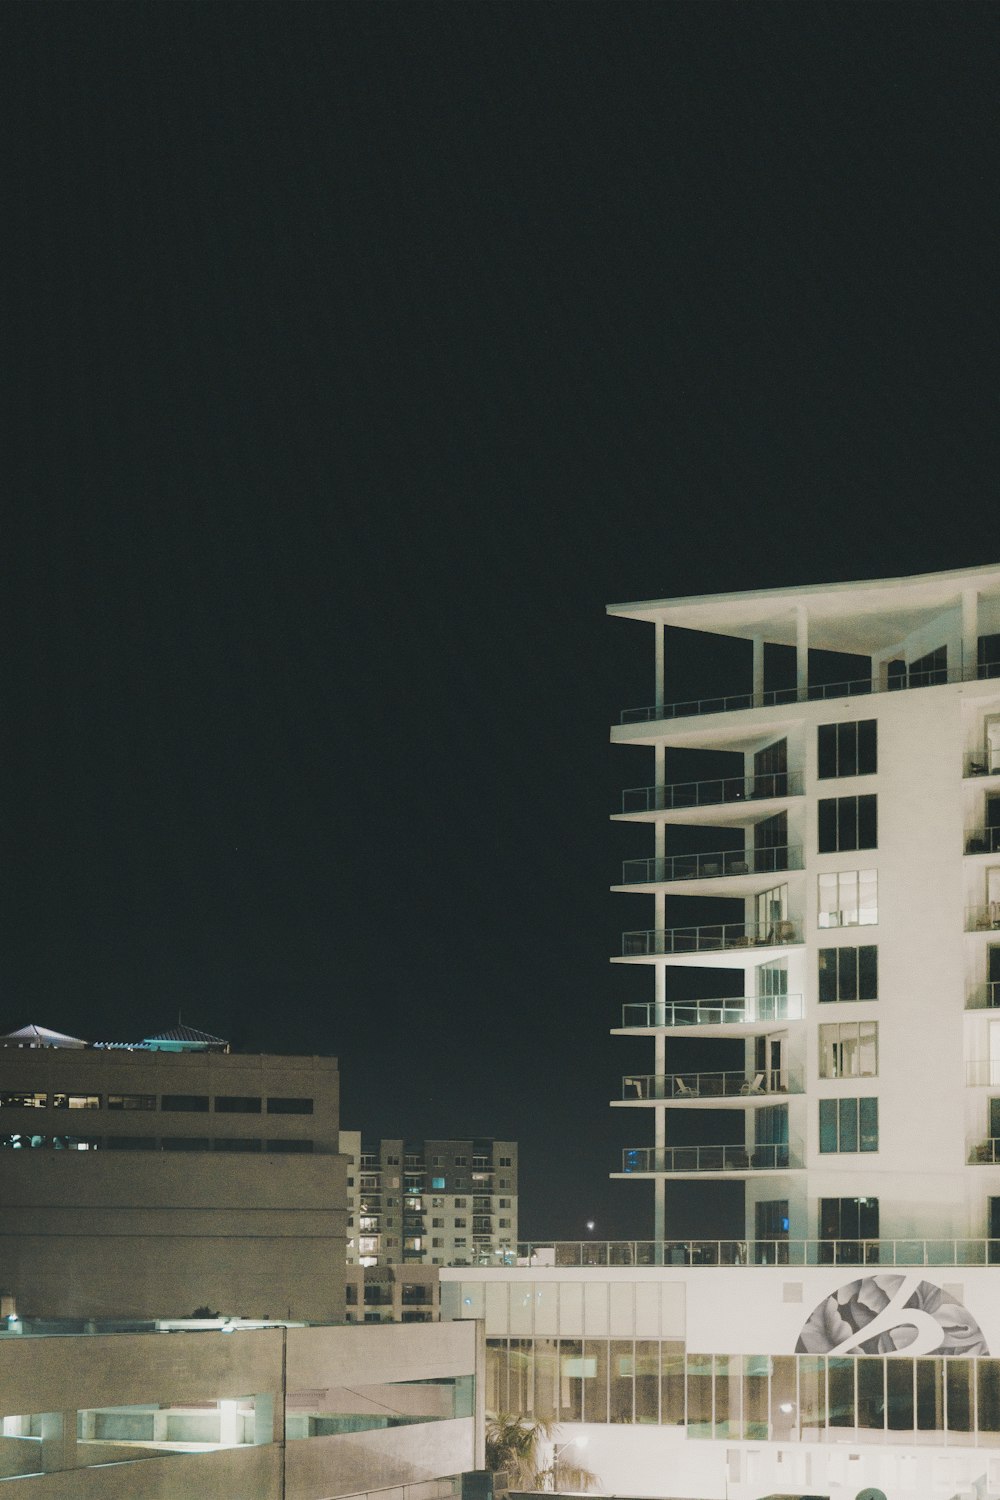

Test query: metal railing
[622,919,801,956]
[966,828,1000,855]
[966,982,1000,1011]
[966,753,1000,778]
[514,1238,1000,1268]
[621,1144,798,1173]
[620,771,803,813]
[618,994,804,1028]
[620,1070,799,1100]
[620,846,802,884]
[968,906,1000,933]
[969,1138,1000,1163]
[620,665,971,726]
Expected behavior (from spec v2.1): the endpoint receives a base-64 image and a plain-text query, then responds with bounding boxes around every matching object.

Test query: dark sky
[1,2,997,1242]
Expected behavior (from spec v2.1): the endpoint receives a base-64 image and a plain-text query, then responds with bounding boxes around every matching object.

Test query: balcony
[966,828,1000,855]
[621,918,801,957]
[966,1061,1000,1087]
[618,1069,801,1102]
[619,1143,799,1174]
[617,995,804,1030]
[619,771,803,814]
[619,846,802,886]
[967,906,1000,933]
[619,664,971,726]
[969,1139,1000,1163]
[966,982,1000,1010]
[515,1238,1000,1268]
[966,754,1000,778]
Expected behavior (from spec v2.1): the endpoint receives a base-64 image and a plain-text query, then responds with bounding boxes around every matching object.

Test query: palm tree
[485,1412,599,1493]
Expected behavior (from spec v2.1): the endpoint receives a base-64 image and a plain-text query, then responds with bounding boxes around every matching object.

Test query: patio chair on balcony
[730,859,750,875]
[701,861,721,878]
[740,1072,765,1095]
[675,1077,700,1099]
[625,1076,645,1099]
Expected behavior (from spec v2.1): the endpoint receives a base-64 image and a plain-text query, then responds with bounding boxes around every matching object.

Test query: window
[454,1155,468,1165]
[431,1196,444,1207]
[215,1096,261,1113]
[499,1198,511,1208]
[385,1154,400,1164]
[266,1097,313,1115]
[162,1137,211,1151]
[499,1218,511,1228]
[499,1155,512,1167]
[819,946,878,1002]
[821,1196,879,1247]
[454,1237,467,1247]
[433,1155,444,1165]
[819,1022,878,1078]
[431,1177,445,1190]
[213,1137,262,1152]
[432,1217,444,1228]
[818,795,877,852]
[819,1097,878,1152]
[107,1094,155,1111]
[818,721,877,778]
[161,1095,209,1112]
[0,1092,47,1109]
[453,1197,467,1208]
[818,870,878,927]
[454,1218,467,1228]
[980,635,1000,680]
[52,1094,101,1110]
[500,1178,511,1189]
[104,1136,155,1150]
[755,1200,789,1239]
[910,645,948,686]
[432,1237,444,1247]
[266,1139,314,1153]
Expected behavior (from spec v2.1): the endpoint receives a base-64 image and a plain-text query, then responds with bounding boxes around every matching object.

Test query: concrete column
[963,589,979,681]
[795,607,809,700]
[752,635,765,707]
[654,620,665,710]
[654,744,665,850]
[40,1410,77,1473]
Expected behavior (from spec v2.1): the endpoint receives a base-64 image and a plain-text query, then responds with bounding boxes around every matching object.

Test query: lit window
[818,870,878,928]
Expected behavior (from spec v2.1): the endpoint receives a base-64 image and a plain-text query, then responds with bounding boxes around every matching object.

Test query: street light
[551,1433,588,1492]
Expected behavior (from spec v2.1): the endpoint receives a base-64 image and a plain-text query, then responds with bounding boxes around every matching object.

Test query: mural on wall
[796,1275,988,1357]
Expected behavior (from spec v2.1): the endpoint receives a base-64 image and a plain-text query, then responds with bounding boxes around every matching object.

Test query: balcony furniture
[729,1150,751,1169]
[730,936,752,947]
[970,761,988,776]
[968,837,988,854]
[625,1076,645,1099]
[731,859,749,875]
[702,861,721,877]
[774,920,796,942]
[740,1073,765,1095]
[675,1078,700,1099]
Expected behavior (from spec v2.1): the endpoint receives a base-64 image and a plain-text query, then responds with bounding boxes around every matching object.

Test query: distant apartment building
[340,1133,517,1268]
[0,1024,347,1322]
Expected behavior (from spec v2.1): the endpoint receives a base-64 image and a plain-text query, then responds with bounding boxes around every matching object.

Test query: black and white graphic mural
[795,1275,988,1356]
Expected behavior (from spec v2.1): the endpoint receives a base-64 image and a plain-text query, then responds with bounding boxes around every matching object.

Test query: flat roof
[607,561,1000,654]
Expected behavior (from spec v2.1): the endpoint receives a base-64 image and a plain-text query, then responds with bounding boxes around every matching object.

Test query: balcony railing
[966,982,1000,1011]
[621,1144,798,1173]
[620,664,973,725]
[966,754,1000,777]
[622,919,801,956]
[969,1138,1000,1163]
[621,1069,800,1100]
[966,828,1000,855]
[515,1238,1000,1268]
[620,771,803,813]
[968,906,1000,933]
[620,846,802,885]
[619,994,804,1028]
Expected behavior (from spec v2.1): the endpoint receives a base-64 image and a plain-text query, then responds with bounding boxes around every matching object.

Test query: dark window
[214,1096,262,1113]
[818,721,877,778]
[107,1094,155,1111]
[980,635,1000,680]
[266,1097,314,1115]
[212,1138,262,1152]
[909,645,948,687]
[819,946,878,1002]
[267,1138,314,1153]
[104,1136,156,1150]
[161,1137,211,1150]
[753,811,789,872]
[819,1098,878,1153]
[752,738,788,797]
[818,795,877,853]
[161,1095,209,1112]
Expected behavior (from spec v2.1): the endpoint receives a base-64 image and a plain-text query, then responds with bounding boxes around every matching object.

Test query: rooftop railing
[620,664,972,726]
[622,919,801,956]
[621,1144,798,1173]
[513,1239,1000,1268]
[620,846,802,885]
[620,771,803,813]
[618,995,804,1028]
[620,1069,801,1101]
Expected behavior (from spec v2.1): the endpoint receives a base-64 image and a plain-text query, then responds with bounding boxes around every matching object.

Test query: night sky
[2,3,998,1242]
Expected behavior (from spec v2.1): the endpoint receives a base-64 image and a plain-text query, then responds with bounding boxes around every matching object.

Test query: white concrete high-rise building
[609,563,1000,1258]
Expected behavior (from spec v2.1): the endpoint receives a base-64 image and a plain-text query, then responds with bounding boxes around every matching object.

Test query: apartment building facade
[0,1025,347,1321]
[341,1134,517,1268]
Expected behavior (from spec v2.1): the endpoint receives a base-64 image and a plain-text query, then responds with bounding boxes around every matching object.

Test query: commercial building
[0,1314,483,1498]
[341,1134,517,1268]
[0,1024,347,1321]
[440,562,1000,1500]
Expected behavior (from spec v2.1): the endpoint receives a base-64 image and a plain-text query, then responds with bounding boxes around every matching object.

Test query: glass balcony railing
[620,846,802,884]
[966,982,1000,1011]
[966,828,1000,855]
[622,919,801,956]
[969,1138,1000,1163]
[966,753,1000,777]
[515,1239,1000,1268]
[620,665,975,725]
[618,995,804,1028]
[620,772,803,813]
[620,1069,801,1100]
[621,1144,799,1173]
[968,906,1000,932]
